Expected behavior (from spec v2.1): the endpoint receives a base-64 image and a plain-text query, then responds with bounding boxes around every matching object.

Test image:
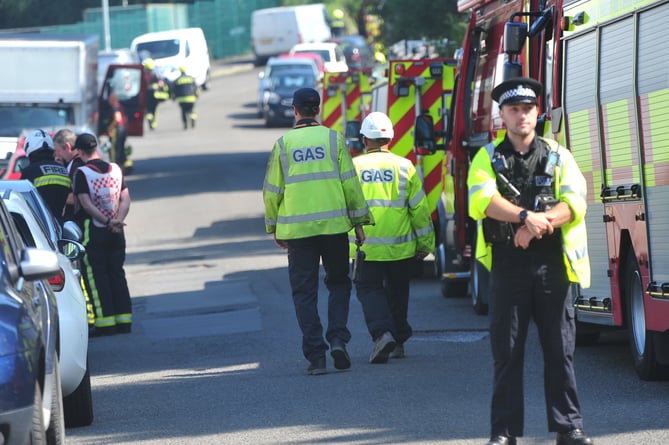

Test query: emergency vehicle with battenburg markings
[366,59,456,271]
[433,0,669,380]
[321,69,373,156]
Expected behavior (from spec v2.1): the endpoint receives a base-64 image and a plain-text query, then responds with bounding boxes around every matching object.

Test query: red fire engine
[431,0,669,380]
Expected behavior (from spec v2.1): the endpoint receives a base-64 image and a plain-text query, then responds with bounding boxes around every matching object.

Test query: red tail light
[48,268,65,292]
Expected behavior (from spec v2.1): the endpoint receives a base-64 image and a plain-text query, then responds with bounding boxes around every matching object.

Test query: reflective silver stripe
[468,179,497,199]
[409,189,426,208]
[414,225,433,237]
[560,184,586,198]
[266,217,277,226]
[278,208,348,224]
[484,142,496,158]
[341,169,357,181]
[366,233,416,245]
[398,164,408,202]
[264,181,283,195]
[286,171,341,183]
[349,207,369,218]
[367,198,405,208]
[329,129,340,172]
[566,246,588,262]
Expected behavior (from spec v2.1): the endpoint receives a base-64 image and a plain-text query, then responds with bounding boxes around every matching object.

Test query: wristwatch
[519,210,528,225]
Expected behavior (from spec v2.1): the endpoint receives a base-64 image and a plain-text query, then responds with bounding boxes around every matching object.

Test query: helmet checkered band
[499,85,537,104]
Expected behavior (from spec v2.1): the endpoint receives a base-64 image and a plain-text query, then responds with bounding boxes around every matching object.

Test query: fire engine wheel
[470,260,489,315]
[625,253,668,380]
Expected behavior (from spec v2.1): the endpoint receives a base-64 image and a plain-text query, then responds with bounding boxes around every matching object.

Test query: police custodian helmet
[491,77,543,107]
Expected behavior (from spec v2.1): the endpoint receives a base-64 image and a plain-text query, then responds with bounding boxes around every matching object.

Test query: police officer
[350,112,434,363]
[73,133,132,336]
[467,78,593,445]
[263,87,372,375]
[173,66,199,130]
[143,58,170,130]
[21,129,71,221]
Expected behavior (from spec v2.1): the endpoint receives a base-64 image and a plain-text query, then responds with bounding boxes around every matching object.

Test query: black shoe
[556,428,593,445]
[116,324,132,334]
[330,339,351,370]
[486,436,516,445]
[307,357,326,376]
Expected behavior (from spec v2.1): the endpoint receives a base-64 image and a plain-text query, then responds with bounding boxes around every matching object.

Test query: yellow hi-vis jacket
[263,125,372,239]
[467,136,591,288]
[349,149,434,261]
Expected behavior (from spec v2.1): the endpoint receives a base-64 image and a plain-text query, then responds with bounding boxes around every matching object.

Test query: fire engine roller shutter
[639,2,669,282]
[564,29,610,302]
[600,17,638,186]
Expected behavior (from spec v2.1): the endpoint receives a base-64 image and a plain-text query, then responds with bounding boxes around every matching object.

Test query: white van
[131,28,211,89]
[251,4,332,66]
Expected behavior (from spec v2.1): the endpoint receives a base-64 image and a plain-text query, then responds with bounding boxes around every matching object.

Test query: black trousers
[81,222,132,329]
[286,233,352,362]
[354,257,413,343]
[489,245,583,437]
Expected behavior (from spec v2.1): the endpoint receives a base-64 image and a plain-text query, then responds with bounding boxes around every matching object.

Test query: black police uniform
[487,136,584,438]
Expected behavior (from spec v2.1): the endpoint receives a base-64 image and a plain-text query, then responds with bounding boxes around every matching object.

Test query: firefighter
[330,8,346,37]
[263,87,373,375]
[173,65,199,130]
[106,92,132,171]
[21,128,71,221]
[350,112,434,363]
[467,78,593,445]
[143,58,170,130]
[73,133,132,336]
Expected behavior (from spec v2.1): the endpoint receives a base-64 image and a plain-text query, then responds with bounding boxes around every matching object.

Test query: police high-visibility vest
[467,136,591,288]
[348,149,434,261]
[263,125,371,239]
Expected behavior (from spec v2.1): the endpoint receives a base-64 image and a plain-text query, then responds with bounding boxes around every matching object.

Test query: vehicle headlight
[266,92,282,105]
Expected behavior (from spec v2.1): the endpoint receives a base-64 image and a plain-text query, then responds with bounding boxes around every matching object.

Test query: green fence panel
[26,0,280,60]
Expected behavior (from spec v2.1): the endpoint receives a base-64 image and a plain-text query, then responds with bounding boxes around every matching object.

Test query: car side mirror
[414,115,436,155]
[344,120,363,155]
[62,220,82,242]
[58,239,86,262]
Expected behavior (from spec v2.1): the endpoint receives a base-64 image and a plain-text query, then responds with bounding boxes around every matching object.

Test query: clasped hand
[514,211,554,249]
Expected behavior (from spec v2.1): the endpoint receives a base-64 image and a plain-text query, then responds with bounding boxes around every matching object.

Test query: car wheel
[63,361,93,428]
[31,382,47,444]
[46,355,65,445]
[470,259,489,315]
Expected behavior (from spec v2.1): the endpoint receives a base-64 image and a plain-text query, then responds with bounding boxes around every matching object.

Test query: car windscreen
[135,39,181,59]
[0,106,70,137]
[271,73,316,90]
[295,49,331,62]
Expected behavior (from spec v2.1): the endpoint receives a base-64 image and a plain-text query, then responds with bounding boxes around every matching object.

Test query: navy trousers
[354,257,414,343]
[489,244,583,437]
[286,233,352,362]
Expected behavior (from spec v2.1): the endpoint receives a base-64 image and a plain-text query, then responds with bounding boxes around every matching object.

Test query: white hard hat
[360,112,394,139]
[25,129,54,156]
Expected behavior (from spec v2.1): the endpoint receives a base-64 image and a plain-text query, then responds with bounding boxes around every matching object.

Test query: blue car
[0,198,64,445]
